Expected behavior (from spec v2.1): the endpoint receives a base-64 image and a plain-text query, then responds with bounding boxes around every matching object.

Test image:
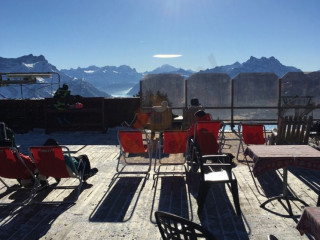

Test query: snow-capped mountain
[144,64,194,77]
[0,55,306,99]
[61,64,194,97]
[0,54,110,99]
[202,56,301,78]
[61,65,143,97]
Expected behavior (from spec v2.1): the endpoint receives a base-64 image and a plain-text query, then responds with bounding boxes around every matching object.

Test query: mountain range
[0,54,306,99]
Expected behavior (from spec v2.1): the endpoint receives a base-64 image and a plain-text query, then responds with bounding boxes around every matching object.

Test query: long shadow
[256,168,310,218]
[198,184,248,240]
[288,166,320,201]
[150,175,192,223]
[0,183,88,240]
[256,170,285,197]
[89,175,146,222]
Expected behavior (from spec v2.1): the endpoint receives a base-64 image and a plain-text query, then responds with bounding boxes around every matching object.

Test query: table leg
[260,167,309,217]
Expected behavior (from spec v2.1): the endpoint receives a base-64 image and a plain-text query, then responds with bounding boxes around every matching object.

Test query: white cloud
[153,54,182,58]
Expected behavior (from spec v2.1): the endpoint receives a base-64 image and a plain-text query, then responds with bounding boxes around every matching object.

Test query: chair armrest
[121,121,130,127]
[202,154,232,163]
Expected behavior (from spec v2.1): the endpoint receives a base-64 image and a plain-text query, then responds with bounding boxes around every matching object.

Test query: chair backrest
[155,211,216,240]
[163,131,187,154]
[241,123,266,145]
[118,130,146,154]
[0,147,32,179]
[29,146,70,178]
[194,121,221,155]
[132,112,151,129]
[276,116,312,145]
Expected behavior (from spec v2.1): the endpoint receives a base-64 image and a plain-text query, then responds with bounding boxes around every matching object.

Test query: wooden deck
[1,128,319,240]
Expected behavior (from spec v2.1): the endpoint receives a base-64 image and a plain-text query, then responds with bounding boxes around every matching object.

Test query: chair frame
[155,211,216,240]
[0,147,38,205]
[29,145,85,203]
[117,129,152,174]
[197,154,241,216]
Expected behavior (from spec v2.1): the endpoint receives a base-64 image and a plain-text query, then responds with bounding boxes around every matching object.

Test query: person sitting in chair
[43,139,98,181]
[0,124,36,187]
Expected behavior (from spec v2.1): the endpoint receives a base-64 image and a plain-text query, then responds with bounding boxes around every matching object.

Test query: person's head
[62,84,69,90]
[194,110,206,118]
[191,98,200,107]
[43,138,59,146]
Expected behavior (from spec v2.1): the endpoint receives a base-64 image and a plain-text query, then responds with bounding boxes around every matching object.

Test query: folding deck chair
[237,122,267,163]
[122,112,151,130]
[155,130,188,175]
[0,147,38,204]
[188,120,224,172]
[117,130,152,174]
[29,145,85,203]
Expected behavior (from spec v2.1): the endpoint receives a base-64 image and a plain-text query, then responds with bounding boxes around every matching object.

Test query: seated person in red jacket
[0,125,36,187]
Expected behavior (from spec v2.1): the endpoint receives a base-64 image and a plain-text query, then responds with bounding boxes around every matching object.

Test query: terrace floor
[0,128,319,240]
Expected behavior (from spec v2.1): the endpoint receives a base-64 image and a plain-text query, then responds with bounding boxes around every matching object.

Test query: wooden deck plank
[0,129,318,239]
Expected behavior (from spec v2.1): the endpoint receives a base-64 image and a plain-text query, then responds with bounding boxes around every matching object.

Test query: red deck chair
[29,145,85,203]
[117,130,152,174]
[155,130,188,174]
[188,121,223,172]
[122,112,151,130]
[0,147,38,204]
[237,122,267,162]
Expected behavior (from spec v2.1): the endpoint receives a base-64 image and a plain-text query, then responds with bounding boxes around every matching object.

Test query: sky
[1,0,319,73]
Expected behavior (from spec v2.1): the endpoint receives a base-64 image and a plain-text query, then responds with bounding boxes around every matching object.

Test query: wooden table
[296,207,320,240]
[244,145,320,216]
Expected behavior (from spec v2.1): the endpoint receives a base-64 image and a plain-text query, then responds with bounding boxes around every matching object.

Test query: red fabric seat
[163,131,187,154]
[117,130,152,173]
[242,124,266,145]
[237,123,266,162]
[0,147,33,180]
[195,121,221,155]
[29,146,70,178]
[155,130,188,175]
[132,112,151,129]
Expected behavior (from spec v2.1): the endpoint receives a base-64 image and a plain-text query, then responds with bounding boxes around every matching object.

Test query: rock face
[0,54,110,99]
[201,56,301,78]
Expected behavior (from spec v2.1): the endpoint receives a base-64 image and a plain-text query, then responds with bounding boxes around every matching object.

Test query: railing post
[278,77,282,119]
[231,79,234,130]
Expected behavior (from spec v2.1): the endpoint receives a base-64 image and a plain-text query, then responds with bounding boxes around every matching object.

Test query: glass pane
[186,73,231,107]
[233,73,279,107]
[141,74,185,108]
[281,72,320,118]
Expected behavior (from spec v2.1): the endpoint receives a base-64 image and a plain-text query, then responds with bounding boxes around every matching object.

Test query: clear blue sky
[1,0,319,72]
